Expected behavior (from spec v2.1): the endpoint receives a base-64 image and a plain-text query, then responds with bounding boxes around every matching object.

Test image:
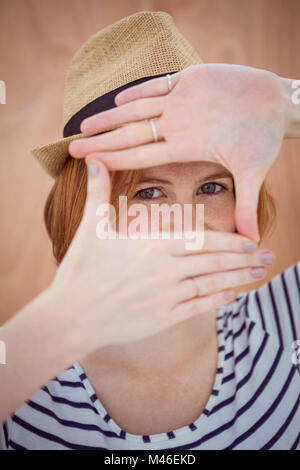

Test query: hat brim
[31,133,88,179]
[31,122,128,178]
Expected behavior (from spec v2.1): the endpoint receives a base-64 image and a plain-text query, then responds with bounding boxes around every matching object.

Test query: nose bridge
[165,200,204,233]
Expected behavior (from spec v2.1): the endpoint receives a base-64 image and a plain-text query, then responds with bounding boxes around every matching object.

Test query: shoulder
[0,364,89,450]
[227,261,300,354]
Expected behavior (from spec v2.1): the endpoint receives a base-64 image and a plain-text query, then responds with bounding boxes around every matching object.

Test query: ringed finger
[70,118,164,158]
[114,71,182,105]
[169,289,235,326]
[174,266,266,305]
[80,96,166,137]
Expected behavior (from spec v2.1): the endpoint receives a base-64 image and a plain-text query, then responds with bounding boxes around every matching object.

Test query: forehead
[140,161,232,179]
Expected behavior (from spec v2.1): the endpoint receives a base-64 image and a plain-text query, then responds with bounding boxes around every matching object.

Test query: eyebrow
[138,171,232,185]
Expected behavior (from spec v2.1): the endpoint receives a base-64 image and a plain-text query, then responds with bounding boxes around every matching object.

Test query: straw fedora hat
[31,10,203,179]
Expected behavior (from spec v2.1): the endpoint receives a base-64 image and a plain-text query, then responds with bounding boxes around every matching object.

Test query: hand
[69,64,288,243]
[51,158,274,352]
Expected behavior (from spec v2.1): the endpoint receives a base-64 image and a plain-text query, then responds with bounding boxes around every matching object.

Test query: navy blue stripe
[223,320,254,363]
[222,324,255,384]
[181,346,283,450]
[222,371,235,384]
[293,264,300,373]
[234,344,250,365]
[293,263,300,300]
[281,270,298,342]
[8,439,27,450]
[217,312,226,321]
[268,281,284,347]
[26,400,121,439]
[53,378,85,388]
[42,386,99,415]
[224,319,248,342]
[232,320,246,339]
[211,332,271,415]
[224,349,234,360]
[223,311,233,329]
[90,393,98,403]
[260,391,300,449]
[254,290,266,331]
[291,430,300,450]
[223,364,297,449]
[243,295,250,320]
[3,420,9,448]
[12,415,108,450]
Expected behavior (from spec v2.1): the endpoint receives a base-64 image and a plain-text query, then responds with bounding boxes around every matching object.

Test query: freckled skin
[124,160,236,235]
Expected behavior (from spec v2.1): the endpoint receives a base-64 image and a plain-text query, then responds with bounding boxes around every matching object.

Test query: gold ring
[149,118,158,142]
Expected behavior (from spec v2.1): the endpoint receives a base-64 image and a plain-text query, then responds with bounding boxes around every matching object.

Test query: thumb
[233,171,263,244]
[81,158,112,230]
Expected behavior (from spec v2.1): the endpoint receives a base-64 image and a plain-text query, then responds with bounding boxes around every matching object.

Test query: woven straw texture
[31,10,203,178]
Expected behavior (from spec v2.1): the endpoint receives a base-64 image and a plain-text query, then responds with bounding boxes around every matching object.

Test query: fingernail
[243,241,257,252]
[224,290,235,301]
[261,252,275,265]
[88,162,98,177]
[251,267,265,278]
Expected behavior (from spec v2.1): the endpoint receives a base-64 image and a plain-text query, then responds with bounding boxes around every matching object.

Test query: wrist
[3,285,89,370]
[47,280,111,354]
[279,76,300,138]
[0,286,93,421]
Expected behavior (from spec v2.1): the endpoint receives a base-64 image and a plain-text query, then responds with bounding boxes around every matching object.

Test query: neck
[83,308,218,378]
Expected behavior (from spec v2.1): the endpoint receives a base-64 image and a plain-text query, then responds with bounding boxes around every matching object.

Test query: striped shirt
[1,262,300,450]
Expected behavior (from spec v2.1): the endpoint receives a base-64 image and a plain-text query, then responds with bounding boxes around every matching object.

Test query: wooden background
[0,0,299,325]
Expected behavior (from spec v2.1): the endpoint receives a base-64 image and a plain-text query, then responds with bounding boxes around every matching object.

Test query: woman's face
[122,161,236,235]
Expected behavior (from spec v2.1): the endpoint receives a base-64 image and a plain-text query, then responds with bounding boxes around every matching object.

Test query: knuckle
[214,253,223,271]
[217,271,228,289]
[131,100,143,120]
[123,124,135,147]
[209,274,221,292]
[197,276,209,296]
[245,253,255,266]
[234,268,248,285]
[160,111,172,135]
[246,268,254,282]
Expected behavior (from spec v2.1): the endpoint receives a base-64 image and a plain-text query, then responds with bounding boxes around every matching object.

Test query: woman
[0,11,299,450]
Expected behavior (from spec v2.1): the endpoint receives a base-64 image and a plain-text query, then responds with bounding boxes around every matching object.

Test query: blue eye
[133,182,227,201]
[134,187,163,200]
[197,182,225,195]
